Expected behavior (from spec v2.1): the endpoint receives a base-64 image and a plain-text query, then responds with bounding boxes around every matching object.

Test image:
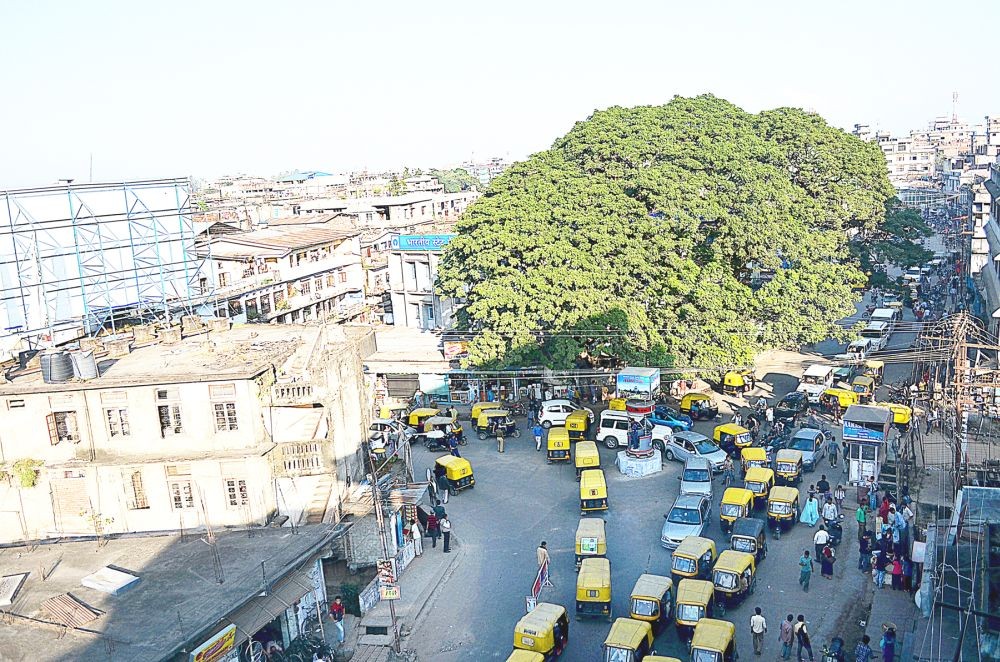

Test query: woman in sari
[800,493,820,526]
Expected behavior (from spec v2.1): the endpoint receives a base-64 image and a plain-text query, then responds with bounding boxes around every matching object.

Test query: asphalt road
[405,293,920,661]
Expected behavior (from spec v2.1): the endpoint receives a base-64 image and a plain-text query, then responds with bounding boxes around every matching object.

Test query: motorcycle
[824,514,846,546]
[820,637,845,662]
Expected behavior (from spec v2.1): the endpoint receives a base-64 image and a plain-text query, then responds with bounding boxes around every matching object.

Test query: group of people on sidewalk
[748,609,895,662]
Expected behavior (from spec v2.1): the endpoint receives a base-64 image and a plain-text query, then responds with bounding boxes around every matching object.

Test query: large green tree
[437,95,895,369]
[428,168,481,193]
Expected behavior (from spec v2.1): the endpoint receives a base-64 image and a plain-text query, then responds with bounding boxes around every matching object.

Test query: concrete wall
[387,250,457,329]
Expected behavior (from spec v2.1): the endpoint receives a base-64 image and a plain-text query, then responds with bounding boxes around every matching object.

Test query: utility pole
[363,443,402,653]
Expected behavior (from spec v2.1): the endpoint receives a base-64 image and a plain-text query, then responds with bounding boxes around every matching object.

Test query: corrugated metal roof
[206,226,357,256]
[40,593,102,628]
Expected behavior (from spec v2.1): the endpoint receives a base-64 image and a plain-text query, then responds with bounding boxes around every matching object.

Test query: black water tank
[41,351,73,383]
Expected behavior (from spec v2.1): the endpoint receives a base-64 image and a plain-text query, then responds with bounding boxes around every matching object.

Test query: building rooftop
[1,325,323,394]
[0,525,340,662]
[202,225,357,259]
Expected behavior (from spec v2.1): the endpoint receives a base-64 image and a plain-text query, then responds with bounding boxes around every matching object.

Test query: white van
[837,338,872,362]
[597,410,672,451]
[860,321,890,351]
[796,364,834,403]
[870,308,898,331]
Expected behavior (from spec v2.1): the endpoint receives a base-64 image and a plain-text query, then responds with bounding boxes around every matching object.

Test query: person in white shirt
[821,499,839,524]
[813,527,830,559]
[409,518,422,556]
[750,607,767,655]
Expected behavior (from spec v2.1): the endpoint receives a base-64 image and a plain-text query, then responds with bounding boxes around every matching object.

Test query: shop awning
[226,568,318,645]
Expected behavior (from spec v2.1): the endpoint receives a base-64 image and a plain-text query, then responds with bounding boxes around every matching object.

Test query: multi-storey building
[387,233,458,329]
[460,157,510,186]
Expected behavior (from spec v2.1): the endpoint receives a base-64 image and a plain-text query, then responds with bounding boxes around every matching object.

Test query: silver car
[660,494,711,548]
[664,431,729,473]
[678,457,714,500]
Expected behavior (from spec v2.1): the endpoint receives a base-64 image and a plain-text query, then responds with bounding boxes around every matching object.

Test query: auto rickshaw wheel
[512,429,521,438]
[716,601,726,616]
[477,432,487,440]
[542,421,552,429]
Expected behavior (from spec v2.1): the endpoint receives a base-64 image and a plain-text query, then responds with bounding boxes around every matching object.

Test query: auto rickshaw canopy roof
[731,517,766,540]
[435,455,473,478]
[714,423,750,438]
[875,402,912,423]
[691,618,737,653]
[823,387,857,399]
[577,557,611,589]
[566,409,590,429]
[409,407,440,419]
[723,371,751,387]
[865,359,885,370]
[580,469,607,493]
[603,618,653,650]
[722,488,754,506]
[775,449,803,464]
[682,393,715,407]
[744,467,775,484]
[470,401,503,418]
[645,657,683,662]
[768,485,800,503]
[576,517,606,540]
[740,447,767,462]
[674,536,716,559]
[424,416,457,427]
[676,578,715,605]
[478,409,511,424]
[631,573,672,601]
[714,549,755,574]
[852,376,876,388]
[548,427,570,444]
[575,441,600,464]
[514,602,566,642]
[506,650,545,662]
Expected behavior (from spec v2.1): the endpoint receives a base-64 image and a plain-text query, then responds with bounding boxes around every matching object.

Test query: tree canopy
[428,168,481,193]
[437,95,895,370]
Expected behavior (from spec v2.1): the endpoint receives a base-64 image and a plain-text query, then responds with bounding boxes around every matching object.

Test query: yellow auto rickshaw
[470,401,503,422]
[729,517,767,563]
[713,424,752,455]
[820,387,859,411]
[719,488,753,533]
[674,579,717,640]
[574,440,600,480]
[512,602,569,660]
[378,403,409,420]
[608,397,627,411]
[876,401,912,430]
[774,449,803,486]
[422,415,464,441]
[475,409,520,440]
[580,469,608,514]
[863,359,885,385]
[742,466,775,509]
[505,650,544,662]
[576,557,612,621]
[711,550,756,611]
[767,485,801,538]
[739,447,769,475]
[575,517,607,571]
[629,574,673,635]
[680,393,719,421]
[602,618,654,661]
[670,536,717,586]
[434,455,475,494]
[722,370,754,396]
[851,376,876,404]
[546,427,571,464]
[565,409,590,442]
[690,618,738,662]
[645,657,683,662]
[407,407,441,429]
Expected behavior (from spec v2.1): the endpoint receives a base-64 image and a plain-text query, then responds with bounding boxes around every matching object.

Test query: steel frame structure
[0,178,208,346]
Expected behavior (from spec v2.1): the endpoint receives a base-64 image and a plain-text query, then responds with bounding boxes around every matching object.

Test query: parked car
[650,405,693,432]
[597,410,672,451]
[796,365,834,404]
[660,494,711,548]
[678,457,714,500]
[537,399,595,429]
[368,418,414,443]
[787,428,827,472]
[774,392,809,422]
[663,431,728,472]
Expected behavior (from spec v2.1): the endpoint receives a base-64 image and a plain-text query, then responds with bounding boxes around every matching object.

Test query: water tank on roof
[70,350,99,380]
[41,351,73,383]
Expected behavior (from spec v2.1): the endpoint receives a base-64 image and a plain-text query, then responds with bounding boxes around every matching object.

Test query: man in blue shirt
[532,423,544,451]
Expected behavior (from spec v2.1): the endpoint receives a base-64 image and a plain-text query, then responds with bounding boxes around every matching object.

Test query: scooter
[824,513,846,546]
[820,637,845,662]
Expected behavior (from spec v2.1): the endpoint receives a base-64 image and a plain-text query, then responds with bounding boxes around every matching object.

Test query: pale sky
[1,0,997,188]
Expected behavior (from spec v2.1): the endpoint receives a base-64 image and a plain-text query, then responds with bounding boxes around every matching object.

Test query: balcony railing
[277,442,326,476]
[271,382,320,404]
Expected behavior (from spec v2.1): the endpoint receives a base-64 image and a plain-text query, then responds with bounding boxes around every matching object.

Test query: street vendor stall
[842,405,893,486]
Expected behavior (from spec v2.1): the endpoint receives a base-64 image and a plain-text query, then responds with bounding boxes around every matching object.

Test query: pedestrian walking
[841,441,849,474]
[409,518,423,556]
[440,514,452,552]
[798,551,813,592]
[813,527,830,560]
[536,541,550,568]
[750,607,767,655]
[855,504,867,541]
[820,543,835,579]
[834,484,846,511]
[426,512,440,548]
[854,634,874,662]
[828,439,838,468]
[859,531,871,571]
[497,428,505,453]
[765,406,775,430]
[821,498,838,526]
[880,626,897,662]
[866,476,879,512]
[794,615,814,662]
[800,494,819,527]
[891,555,903,590]
[778,614,794,660]
[448,433,461,458]
[532,422,543,452]
[329,595,346,644]
[873,551,887,589]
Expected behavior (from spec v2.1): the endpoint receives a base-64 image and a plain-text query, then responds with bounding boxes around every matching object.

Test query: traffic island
[616,449,662,477]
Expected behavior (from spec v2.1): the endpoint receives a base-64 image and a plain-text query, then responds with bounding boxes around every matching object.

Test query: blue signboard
[391,234,457,252]
[842,422,886,443]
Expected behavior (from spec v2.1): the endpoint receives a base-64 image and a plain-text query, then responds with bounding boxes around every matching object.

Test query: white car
[596,410,672,451]
[796,364,834,403]
[537,399,595,429]
[663,431,728,472]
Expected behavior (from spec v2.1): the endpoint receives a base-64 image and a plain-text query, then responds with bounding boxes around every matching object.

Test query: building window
[156,388,183,436]
[326,274,335,288]
[210,384,238,432]
[105,408,130,438]
[338,271,347,283]
[225,478,249,507]
[260,294,271,316]
[315,277,323,291]
[123,469,149,510]
[7,399,24,409]
[46,411,79,444]
[301,279,311,295]
[167,465,195,510]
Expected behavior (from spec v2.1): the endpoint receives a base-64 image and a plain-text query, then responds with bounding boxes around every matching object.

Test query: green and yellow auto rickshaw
[680,393,719,421]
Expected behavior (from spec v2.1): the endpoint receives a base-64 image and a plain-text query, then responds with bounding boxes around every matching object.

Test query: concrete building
[460,157,510,186]
[0,323,376,545]
[387,234,458,330]
[195,225,365,324]
[973,164,1000,338]
[404,175,444,193]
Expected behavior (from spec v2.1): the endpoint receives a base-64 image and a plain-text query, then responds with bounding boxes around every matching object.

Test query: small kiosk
[842,405,892,486]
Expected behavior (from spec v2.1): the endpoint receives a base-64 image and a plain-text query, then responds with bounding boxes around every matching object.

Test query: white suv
[596,410,672,451]
[537,399,595,429]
